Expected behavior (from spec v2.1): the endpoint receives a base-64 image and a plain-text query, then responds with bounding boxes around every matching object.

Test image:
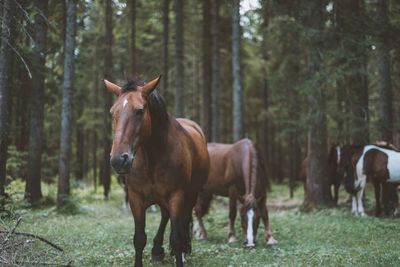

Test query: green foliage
[6,145,27,181]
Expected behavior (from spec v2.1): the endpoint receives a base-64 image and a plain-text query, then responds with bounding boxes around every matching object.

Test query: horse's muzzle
[110,153,134,174]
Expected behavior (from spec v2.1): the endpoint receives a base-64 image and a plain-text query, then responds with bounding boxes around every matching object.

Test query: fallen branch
[15,260,73,267]
[0,217,22,250]
[0,230,64,252]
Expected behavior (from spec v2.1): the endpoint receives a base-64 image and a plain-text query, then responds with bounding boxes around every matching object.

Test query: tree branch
[0,230,64,252]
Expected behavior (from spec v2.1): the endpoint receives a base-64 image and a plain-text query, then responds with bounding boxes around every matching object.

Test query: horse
[104,76,209,267]
[339,143,400,216]
[299,145,342,204]
[193,139,277,247]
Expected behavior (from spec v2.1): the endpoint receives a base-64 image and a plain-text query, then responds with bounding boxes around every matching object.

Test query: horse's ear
[104,79,122,95]
[141,75,161,96]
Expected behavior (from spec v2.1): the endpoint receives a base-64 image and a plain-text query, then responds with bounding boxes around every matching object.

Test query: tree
[58,0,77,207]
[0,0,16,196]
[174,0,184,117]
[232,0,242,141]
[303,0,333,207]
[202,0,212,140]
[336,0,369,145]
[162,0,170,101]
[25,0,49,203]
[100,0,113,199]
[211,0,220,142]
[376,0,393,142]
[129,0,136,74]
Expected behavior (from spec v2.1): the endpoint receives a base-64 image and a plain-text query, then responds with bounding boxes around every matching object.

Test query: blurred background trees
[1,0,400,207]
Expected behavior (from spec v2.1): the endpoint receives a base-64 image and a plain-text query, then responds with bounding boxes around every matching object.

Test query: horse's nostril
[121,153,129,164]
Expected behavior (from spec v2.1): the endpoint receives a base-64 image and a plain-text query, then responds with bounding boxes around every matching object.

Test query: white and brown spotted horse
[193,139,277,247]
[340,144,400,216]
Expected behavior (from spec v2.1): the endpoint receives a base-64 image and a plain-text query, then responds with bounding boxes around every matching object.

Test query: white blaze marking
[123,98,128,108]
[336,146,341,164]
[246,208,255,246]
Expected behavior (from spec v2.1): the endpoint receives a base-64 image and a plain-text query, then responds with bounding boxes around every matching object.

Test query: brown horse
[193,139,277,247]
[299,145,342,204]
[104,76,209,267]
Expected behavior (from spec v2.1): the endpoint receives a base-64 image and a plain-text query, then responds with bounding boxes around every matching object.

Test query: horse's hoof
[151,252,165,262]
[228,236,237,244]
[245,243,256,248]
[266,236,278,246]
[243,240,256,248]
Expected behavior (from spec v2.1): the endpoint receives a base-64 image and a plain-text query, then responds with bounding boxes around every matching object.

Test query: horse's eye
[135,108,144,116]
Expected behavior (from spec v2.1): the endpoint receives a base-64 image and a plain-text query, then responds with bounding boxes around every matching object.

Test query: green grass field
[2,181,400,267]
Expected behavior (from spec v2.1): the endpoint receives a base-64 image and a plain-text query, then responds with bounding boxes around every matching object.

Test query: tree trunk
[377,0,393,142]
[162,0,170,102]
[0,0,16,196]
[129,0,136,75]
[303,0,333,208]
[232,0,242,141]
[75,129,84,180]
[211,0,220,142]
[101,0,113,199]
[58,0,77,207]
[174,0,184,117]
[25,0,49,203]
[202,0,212,140]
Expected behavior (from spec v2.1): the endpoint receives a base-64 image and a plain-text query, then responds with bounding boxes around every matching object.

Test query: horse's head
[239,194,259,248]
[104,76,161,174]
[337,144,363,195]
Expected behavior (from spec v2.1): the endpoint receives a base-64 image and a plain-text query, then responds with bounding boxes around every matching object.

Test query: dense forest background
[1,0,400,207]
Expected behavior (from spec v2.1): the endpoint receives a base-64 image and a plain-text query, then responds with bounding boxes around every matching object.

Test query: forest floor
[1,181,400,267]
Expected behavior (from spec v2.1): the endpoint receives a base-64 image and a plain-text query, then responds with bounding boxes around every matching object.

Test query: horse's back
[204,138,255,196]
[176,118,209,189]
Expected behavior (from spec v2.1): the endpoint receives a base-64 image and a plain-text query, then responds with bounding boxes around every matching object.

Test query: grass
[2,181,400,266]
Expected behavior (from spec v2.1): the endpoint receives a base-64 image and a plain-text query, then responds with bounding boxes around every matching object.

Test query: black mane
[121,78,145,92]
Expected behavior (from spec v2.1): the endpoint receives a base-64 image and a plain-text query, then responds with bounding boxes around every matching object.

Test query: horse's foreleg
[351,196,357,215]
[151,206,169,261]
[129,196,147,267]
[333,182,340,205]
[356,184,366,216]
[228,193,237,244]
[169,192,185,267]
[259,200,277,246]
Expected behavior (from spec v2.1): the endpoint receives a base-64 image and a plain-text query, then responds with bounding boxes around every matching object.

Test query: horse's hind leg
[151,206,169,261]
[194,192,212,240]
[373,180,382,217]
[228,192,237,243]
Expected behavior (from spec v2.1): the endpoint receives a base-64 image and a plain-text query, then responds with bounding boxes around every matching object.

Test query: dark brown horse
[104,77,209,267]
[193,139,277,247]
[299,145,342,204]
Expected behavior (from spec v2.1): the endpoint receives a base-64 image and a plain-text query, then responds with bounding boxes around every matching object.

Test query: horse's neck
[142,117,176,159]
